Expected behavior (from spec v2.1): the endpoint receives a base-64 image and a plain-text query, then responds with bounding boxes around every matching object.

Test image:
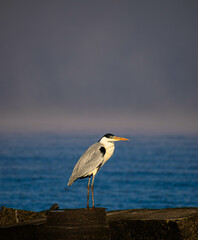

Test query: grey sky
[0,1,198,133]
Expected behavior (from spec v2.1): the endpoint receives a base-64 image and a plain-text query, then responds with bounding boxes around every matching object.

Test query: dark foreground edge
[0,206,198,240]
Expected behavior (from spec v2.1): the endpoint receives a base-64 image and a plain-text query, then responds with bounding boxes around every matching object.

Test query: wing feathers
[68,142,104,186]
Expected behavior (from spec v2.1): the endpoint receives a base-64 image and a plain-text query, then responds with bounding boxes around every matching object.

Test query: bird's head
[99,133,129,144]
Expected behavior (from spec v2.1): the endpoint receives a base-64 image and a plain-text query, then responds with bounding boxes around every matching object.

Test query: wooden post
[44,208,110,240]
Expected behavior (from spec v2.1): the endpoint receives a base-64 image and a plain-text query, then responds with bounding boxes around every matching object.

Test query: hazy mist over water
[0,1,198,134]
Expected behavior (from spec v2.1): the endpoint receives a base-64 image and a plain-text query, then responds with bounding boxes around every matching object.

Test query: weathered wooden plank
[45,226,110,240]
[47,208,107,227]
[44,208,110,240]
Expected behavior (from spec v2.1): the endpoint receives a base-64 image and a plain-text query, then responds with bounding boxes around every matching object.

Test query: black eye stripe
[104,133,114,138]
[98,133,115,142]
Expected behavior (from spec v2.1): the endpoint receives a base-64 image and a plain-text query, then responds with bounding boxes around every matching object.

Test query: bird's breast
[103,145,115,164]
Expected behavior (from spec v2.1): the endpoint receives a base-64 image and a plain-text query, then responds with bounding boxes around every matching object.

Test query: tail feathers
[67,176,76,186]
[67,180,72,186]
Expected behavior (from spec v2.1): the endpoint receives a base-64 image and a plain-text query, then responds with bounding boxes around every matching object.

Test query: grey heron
[68,133,129,208]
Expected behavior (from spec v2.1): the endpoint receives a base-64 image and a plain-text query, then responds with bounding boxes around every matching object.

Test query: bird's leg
[91,174,96,208]
[87,177,91,208]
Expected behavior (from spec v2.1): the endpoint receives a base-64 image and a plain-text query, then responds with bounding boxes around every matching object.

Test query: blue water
[0,132,197,211]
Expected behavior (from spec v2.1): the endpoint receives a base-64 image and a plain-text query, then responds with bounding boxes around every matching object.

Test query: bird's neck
[100,140,115,164]
[104,141,115,150]
[100,139,115,153]
[100,138,114,148]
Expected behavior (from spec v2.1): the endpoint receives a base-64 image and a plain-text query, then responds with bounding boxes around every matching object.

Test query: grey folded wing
[68,142,105,186]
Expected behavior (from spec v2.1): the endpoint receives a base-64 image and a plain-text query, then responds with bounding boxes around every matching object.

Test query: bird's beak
[112,136,129,141]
